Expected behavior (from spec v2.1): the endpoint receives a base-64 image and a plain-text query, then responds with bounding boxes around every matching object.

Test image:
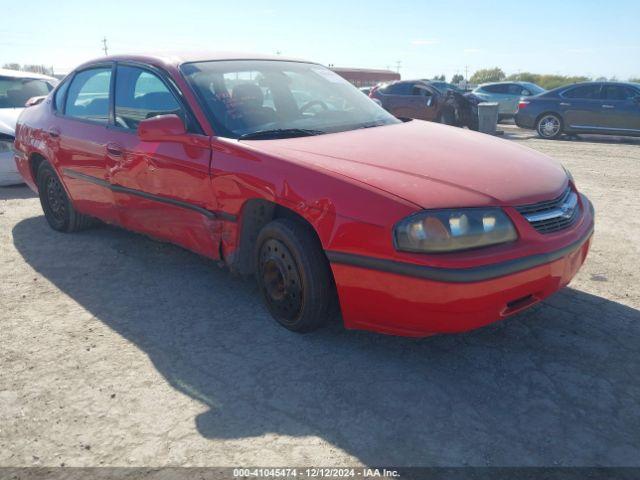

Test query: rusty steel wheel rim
[259,238,303,323]
[46,175,66,222]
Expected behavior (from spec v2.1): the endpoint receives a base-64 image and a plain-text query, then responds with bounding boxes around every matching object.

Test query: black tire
[536,113,563,139]
[37,162,94,232]
[255,218,335,333]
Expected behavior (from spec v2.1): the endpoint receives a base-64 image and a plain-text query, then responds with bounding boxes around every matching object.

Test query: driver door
[107,63,221,259]
[411,84,438,121]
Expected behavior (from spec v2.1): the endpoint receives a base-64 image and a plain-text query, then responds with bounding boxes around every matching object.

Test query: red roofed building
[330,67,400,87]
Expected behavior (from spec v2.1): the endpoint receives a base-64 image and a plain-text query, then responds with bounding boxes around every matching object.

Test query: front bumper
[328,199,594,337]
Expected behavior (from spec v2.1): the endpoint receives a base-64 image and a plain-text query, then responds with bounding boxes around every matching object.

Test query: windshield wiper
[238,128,325,140]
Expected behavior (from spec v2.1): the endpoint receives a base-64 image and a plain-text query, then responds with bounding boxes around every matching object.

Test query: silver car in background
[473,81,545,119]
[0,69,58,186]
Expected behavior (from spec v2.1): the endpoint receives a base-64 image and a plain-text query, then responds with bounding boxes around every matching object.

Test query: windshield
[0,76,54,108]
[181,60,400,139]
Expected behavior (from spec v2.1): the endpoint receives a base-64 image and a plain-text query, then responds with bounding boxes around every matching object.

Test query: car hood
[0,108,22,136]
[242,120,567,209]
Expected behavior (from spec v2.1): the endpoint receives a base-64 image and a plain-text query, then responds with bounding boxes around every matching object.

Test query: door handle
[602,104,615,109]
[559,102,571,107]
[47,128,60,138]
[106,143,123,157]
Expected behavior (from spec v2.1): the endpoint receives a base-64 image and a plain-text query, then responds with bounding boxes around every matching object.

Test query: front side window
[563,84,602,99]
[412,84,433,96]
[602,85,638,101]
[115,65,183,130]
[181,60,399,139]
[65,68,112,123]
[0,76,54,108]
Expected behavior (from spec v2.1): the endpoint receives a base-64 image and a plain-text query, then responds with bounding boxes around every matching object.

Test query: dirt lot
[1,126,639,468]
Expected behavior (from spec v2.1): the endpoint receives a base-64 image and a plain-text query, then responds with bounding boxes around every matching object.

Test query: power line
[101,37,108,56]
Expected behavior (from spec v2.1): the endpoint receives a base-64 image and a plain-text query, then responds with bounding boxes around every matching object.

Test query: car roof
[73,51,318,71]
[0,68,57,81]
[479,81,526,86]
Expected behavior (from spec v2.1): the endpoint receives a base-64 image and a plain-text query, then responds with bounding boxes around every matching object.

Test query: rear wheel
[536,113,563,139]
[255,218,335,332]
[37,162,94,232]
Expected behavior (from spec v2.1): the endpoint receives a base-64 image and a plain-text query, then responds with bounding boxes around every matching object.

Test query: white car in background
[0,69,58,185]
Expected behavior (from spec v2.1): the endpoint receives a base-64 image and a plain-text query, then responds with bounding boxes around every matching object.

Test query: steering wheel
[299,100,329,114]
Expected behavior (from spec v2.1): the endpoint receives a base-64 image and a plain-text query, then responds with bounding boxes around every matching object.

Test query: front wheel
[37,162,95,232]
[536,113,563,139]
[255,218,335,333]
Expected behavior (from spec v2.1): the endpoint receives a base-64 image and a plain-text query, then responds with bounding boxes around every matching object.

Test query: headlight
[0,138,16,154]
[394,208,517,253]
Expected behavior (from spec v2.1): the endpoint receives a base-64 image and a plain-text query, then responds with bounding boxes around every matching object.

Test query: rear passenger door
[600,84,640,132]
[505,84,531,115]
[106,63,220,259]
[560,84,604,129]
[53,65,119,223]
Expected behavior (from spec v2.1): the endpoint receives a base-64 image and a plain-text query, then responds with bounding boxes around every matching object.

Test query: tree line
[431,68,640,90]
[2,63,55,76]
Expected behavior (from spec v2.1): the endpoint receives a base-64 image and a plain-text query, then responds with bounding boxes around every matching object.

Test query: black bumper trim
[63,168,237,222]
[326,225,593,283]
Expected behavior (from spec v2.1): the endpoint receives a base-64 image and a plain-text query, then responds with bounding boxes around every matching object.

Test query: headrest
[232,83,264,109]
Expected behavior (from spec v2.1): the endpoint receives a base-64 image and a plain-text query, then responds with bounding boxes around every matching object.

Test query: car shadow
[0,184,36,200]
[12,216,640,467]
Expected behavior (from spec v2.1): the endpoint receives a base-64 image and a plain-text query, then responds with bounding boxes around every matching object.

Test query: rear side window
[65,68,112,124]
[563,84,602,99]
[506,84,529,95]
[384,82,413,95]
[114,65,183,130]
[482,84,509,94]
[602,85,638,101]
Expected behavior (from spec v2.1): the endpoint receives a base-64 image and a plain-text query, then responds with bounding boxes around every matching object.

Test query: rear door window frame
[54,62,114,126]
[560,84,603,100]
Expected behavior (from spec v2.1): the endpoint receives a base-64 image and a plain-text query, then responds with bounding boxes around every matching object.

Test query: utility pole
[102,37,108,56]
[464,65,469,81]
[395,60,401,74]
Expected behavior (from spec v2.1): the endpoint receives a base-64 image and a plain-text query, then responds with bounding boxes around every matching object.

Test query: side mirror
[426,96,434,107]
[138,114,186,142]
[25,96,46,107]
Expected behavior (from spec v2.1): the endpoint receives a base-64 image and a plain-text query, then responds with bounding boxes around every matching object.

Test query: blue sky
[2,0,639,80]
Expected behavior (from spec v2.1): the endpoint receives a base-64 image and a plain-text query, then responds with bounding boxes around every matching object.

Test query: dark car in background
[516,82,640,139]
[426,81,467,94]
[370,80,479,129]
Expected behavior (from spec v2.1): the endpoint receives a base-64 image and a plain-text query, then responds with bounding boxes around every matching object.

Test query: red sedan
[13,53,594,337]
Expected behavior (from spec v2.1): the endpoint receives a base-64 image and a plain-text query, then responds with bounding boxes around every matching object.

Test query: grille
[516,187,580,234]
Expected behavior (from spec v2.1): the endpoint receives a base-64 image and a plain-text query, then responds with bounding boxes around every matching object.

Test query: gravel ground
[1,126,639,468]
